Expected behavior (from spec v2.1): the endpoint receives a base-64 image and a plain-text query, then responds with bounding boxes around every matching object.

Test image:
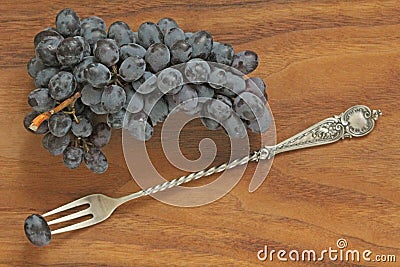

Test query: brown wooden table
[0,1,399,266]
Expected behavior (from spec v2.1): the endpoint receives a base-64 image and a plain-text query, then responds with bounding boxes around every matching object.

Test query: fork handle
[270,105,382,156]
[118,105,381,204]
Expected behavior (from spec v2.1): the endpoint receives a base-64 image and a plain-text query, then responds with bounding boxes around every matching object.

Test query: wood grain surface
[0,0,399,266]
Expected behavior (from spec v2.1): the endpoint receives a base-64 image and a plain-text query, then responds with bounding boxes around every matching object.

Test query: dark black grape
[23,111,49,135]
[108,21,135,47]
[81,27,107,49]
[71,115,93,138]
[138,22,163,49]
[223,113,247,139]
[24,214,51,247]
[74,36,91,57]
[233,92,265,121]
[119,56,146,82]
[124,111,153,141]
[94,38,119,67]
[170,40,192,65]
[83,63,111,88]
[126,91,144,113]
[90,122,111,147]
[48,71,76,101]
[231,50,259,75]
[63,146,84,169]
[34,67,60,88]
[206,95,232,121]
[145,43,170,73]
[34,28,63,47]
[80,16,106,34]
[209,42,234,65]
[245,77,267,103]
[246,109,271,134]
[27,57,45,78]
[148,98,169,125]
[81,84,102,106]
[107,109,126,129]
[201,117,220,131]
[196,83,215,100]
[164,27,185,48]
[101,85,126,113]
[73,56,97,84]
[90,102,108,115]
[55,8,80,37]
[184,58,210,84]
[133,71,158,94]
[28,88,56,113]
[84,147,108,174]
[48,113,72,137]
[56,37,84,66]
[157,18,179,35]
[173,84,198,112]
[188,30,213,59]
[120,43,146,61]
[35,37,62,66]
[42,132,70,156]
[157,67,183,94]
[208,67,227,89]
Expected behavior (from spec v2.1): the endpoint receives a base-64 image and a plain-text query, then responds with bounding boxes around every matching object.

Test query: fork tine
[47,208,91,226]
[42,196,89,217]
[51,217,97,235]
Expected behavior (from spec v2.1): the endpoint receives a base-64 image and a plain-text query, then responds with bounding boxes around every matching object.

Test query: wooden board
[0,1,399,266]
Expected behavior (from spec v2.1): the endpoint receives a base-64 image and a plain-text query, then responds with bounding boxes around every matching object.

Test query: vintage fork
[42,105,381,235]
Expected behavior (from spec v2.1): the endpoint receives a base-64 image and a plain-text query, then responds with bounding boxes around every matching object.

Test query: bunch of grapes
[24,8,270,174]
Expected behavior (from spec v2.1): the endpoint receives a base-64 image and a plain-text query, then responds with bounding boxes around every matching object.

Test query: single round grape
[81,84,102,106]
[246,109,271,134]
[74,36,91,57]
[94,38,119,67]
[222,71,246,97]
[73,56,97,83]
[56,37,84,66]
[223,113,247,139]
[209,42,234,65]
[71,115,93,138]
[80,16,106,34]
[63,146,84,169]
[157,17,179,35]
[35,37,62,66]
[90,122,111,147]
[74,98,86,115]
[170,40,192,65]
[84,147,108,174]
[108,21,135,47]
[124,111,153,141]
[101,85,126,113]
[184,58,211,84]
[24,214,51,247]
[90,102,108,115]
[201,117,220,131]
[208,67,227,89]
[138,22,164,49]
[233,92,265,121]
[81,28,107,48]
[196,83,215,100]
[48,113,72,137]
[245,77,267,103]
[145,43,170,73]
[83,63,111,88]
[27,57,45,78]
[55,8,80,37]
[206,95,232,122]
[107,109,126,129]
[164,27,185,48]
[42,132,70,156]
[231,50,259,75]
[126,91,144,113]
[188,30,213,59]
[28,88,56,112]
[35,67,60,88]
[120,43,146,61]
[48,71,76,101]
[34,28,63,47]
[157,67,183,94]
[148,98,169,125]
[23,111,49,135]
[173,84,198,111]
[134,71,158,94]
[119,56,146,82]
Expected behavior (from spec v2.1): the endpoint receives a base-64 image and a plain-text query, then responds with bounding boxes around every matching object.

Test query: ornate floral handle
[259,105,382,159]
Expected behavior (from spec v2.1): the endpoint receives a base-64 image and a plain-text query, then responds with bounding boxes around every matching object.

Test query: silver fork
[42,105,381,236]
